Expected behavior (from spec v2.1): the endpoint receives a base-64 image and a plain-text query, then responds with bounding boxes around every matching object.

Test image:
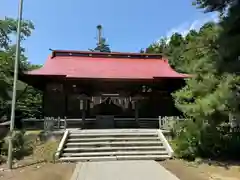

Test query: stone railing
[55,129,69,159]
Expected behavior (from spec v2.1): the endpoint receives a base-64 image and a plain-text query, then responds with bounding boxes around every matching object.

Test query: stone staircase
[56,129,173,162]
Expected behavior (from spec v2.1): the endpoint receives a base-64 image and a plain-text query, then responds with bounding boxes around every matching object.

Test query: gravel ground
[160,159,240,180]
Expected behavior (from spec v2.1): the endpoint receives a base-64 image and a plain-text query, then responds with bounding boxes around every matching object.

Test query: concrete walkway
[71,160,180,180]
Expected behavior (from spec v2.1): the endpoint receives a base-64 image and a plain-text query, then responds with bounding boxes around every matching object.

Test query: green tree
[146,38,168,55]
[142,0,240,160]
[0,17,34,101]
[145,20,240,159]
[145,34,186,72]
[0,17,34,49]
[0,17,42,120]
[172,22,240,159]
[165,33,185,72]
[193,0,233,13]
[193,0,240,74]
[172,22,240,124]
[139,48,145,53]
[16,64,43,119]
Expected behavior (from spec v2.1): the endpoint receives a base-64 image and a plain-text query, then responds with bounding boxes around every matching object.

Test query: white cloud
[156,13,219,44]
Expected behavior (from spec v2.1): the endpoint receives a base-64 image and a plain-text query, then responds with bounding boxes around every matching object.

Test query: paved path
[71,160,180,180]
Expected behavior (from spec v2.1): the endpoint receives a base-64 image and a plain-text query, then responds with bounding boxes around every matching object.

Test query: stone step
[69,133,158,137]
[69,129,158,133]
[68,137,160,142]
[64,146,165,152]
[59,156,117,162]
[62,151,168,157]
[117,155,170,160]
[59,155,170,162]
[57,129,173,162]
[66,141,162,147]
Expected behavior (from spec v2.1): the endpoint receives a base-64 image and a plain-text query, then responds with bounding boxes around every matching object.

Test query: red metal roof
[26,50,189,80]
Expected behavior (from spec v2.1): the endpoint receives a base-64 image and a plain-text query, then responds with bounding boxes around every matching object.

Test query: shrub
[173,119,240,161]
[0,155,6,164]
[198,124,225,158]
[1,131,34,160]
[227,131,240,159]
[172,119,201,160]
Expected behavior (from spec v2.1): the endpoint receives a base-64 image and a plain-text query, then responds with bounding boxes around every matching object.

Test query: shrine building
[19,50,189,129]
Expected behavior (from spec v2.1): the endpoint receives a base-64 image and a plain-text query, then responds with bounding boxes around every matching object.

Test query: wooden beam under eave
[18,74,46,91]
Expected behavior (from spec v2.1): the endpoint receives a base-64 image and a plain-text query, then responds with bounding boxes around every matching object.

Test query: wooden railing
[158,116,185,130]
[44,117,67,131]
[22,116,185,130]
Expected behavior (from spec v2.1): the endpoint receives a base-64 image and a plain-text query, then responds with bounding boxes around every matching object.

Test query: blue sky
[1,0,217,64]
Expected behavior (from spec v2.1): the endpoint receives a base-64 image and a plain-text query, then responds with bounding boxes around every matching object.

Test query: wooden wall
[43,82,181,118]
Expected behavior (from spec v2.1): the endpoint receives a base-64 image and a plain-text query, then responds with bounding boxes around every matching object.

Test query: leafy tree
[173,22,240,125]
[171,0,240,159]
[145,20,240,159]
[193,0,240,74]
[0,17,34,49]
[16,64,43,119]
[165,33,185,72]
[146,38,168,55]
[145,34,186,72]
[0,17,42,120]
[0,17,34,102]
[193,0,233,13]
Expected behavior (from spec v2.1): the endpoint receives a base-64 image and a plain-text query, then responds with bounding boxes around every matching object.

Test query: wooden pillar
[63,86,68,129]
[42,88,45,118]
[64,85,68,118]
[135,100,139,127]
[81,99,86,129]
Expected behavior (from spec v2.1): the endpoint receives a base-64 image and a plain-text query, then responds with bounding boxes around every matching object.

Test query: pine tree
[92,37,111,53]
[89,25,111,53]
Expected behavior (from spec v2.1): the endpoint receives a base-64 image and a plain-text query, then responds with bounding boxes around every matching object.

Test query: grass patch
[0,130,61,165]
[33,139,60,163]
[25,130,42,135]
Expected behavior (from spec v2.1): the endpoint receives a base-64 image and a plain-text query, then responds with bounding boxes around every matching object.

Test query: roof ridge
[50,50,163,59]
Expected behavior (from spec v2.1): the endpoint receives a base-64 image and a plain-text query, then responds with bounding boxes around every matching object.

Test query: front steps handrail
[157,129,174,157]
[55,130,69,159]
